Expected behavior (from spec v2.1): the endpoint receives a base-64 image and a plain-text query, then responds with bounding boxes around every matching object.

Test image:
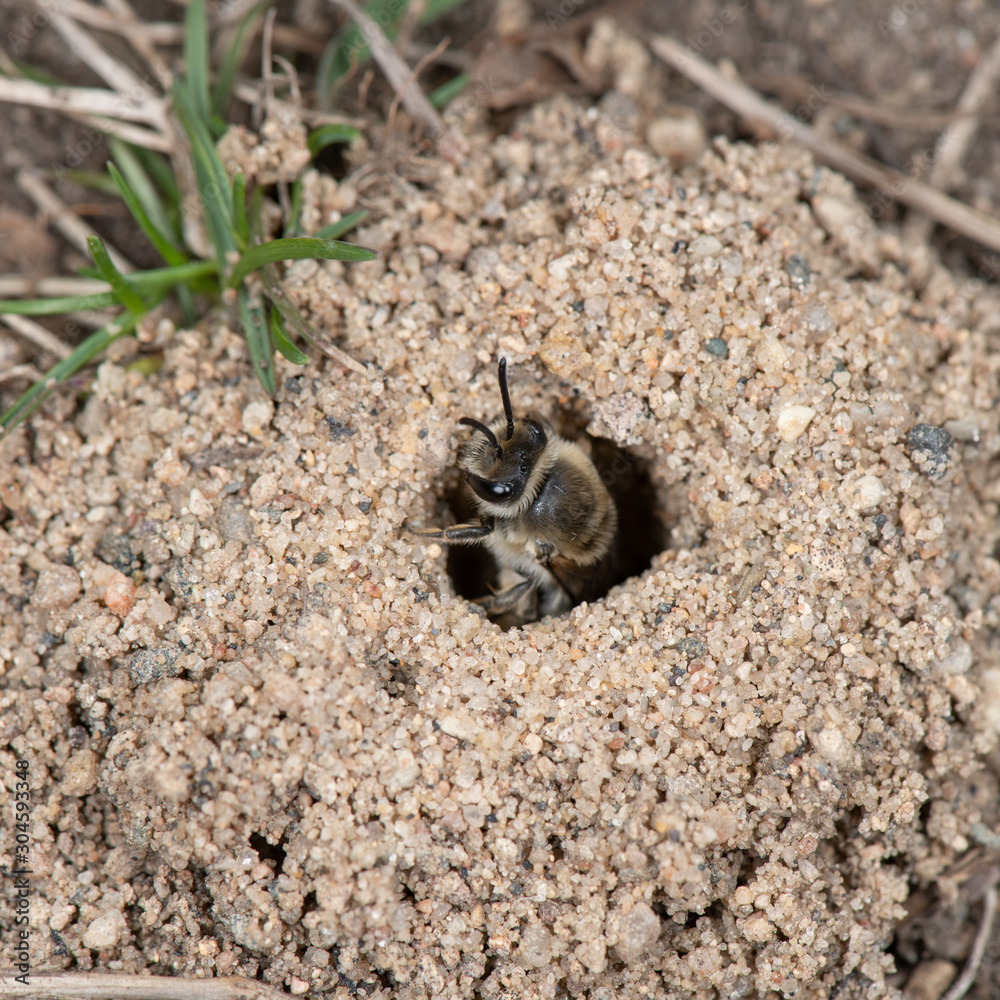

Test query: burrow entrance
[441,433,668,626]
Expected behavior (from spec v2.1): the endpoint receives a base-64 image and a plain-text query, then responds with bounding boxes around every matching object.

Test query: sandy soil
[3,15,1000,1000]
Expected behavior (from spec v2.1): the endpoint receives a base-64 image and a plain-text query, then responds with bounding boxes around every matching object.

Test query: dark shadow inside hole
[443,433,668,624]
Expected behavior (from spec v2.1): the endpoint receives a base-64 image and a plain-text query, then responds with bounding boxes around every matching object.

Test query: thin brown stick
[99,0,175,90]
[940,866,1000,1000]
[746,73,965,130]
[1,315,72,360]
[62,111,173,152]
[649,35,1000,254]
[60,0,183,44]
[0,364,43,386]
[17,171,135,275]
[0,277,110,298]
[385,36,450,137]
[50,10,147,96]
[904,32,1000,247]
[0,972,289,1000]
[327,0,463,159]
[0,77,167,129]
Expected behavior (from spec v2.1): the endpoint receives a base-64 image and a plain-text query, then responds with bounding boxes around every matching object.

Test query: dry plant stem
[230,83,363,128]
[327,0,463,159]
[273,56,302,105]
[100,0,175,90]
[940,867,1000,1000]
[0,276,110,298]
[904,32,1000,246]
[61,0,183,44]
[62,111,173,152]
[746,73,964,130]
[1,315,72,360]
[0,972,290,1000]
[257,5,279,130]
[0,77,167,129]
[50,10,148,95]
[17,171,135,274]
[650,35,1000,254]
[0,364,42,385]
[385,35,451,137]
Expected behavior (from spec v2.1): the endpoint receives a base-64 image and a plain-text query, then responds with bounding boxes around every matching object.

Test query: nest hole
[443,433,668,624]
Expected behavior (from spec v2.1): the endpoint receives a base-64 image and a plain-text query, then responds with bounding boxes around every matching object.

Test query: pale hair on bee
[408,358,621,625]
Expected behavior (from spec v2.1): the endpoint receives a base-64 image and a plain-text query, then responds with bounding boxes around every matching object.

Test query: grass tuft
[1,0,377,438]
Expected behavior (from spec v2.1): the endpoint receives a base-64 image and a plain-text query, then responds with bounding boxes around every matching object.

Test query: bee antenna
[459,417,502,456]
[497,357,515,440]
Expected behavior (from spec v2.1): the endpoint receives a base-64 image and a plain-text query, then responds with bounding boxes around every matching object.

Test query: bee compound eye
[526,420,547,445]
[468,474,514,503]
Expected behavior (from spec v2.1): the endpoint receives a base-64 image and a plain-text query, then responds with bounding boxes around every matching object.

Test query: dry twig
[0,972,289,1000]
[50,10,147,97]
[100,0,175,90]
[1,315,72,360]
[0,277,110,299]
[746,73,964,130]
[0,364,43,386]
[649,35,1000,254]
[940,866,1000,1000]
[0,78,167,131]
[327,0,463,159]
[385,36,451,137]
[903,32,1000,246]
[17,171,134,274]
[61,0,182,44]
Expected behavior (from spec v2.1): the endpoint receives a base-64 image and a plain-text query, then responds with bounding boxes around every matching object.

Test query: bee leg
[407,520,492,543]
[474,579,537,617]
[533,541,573,615]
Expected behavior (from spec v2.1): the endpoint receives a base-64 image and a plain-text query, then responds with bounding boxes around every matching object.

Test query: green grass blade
[317,0,408,109]
[232,171,249,249]
[317,0,469,108]
[126,259,217,294]
[184,0,211,128]
[421,0,468,19]
[87,236,145,314]
[429,72,469,108]
[57,170,120,196]
[0,314,138,437]
[107,162,188,267]
[228,237,378,288]
[315,210,368,240]
[212,1,266,118]
[271,310,309,365]
[0,292,118,315]
[237,289,276,396]
[110,140,183,251]
[132,146,180,208]
[284,180,304,238]
[307,124,361,156]
[173,78,238,266]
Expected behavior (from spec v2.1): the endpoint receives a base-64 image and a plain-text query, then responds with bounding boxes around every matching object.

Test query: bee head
[458,359,550,510]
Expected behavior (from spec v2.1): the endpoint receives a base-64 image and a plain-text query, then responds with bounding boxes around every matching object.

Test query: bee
[409,358,620,624]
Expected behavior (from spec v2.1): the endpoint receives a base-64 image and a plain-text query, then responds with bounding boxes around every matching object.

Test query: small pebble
[907,423,953,479]
[777,404,817,442]
[785,255,811,287]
